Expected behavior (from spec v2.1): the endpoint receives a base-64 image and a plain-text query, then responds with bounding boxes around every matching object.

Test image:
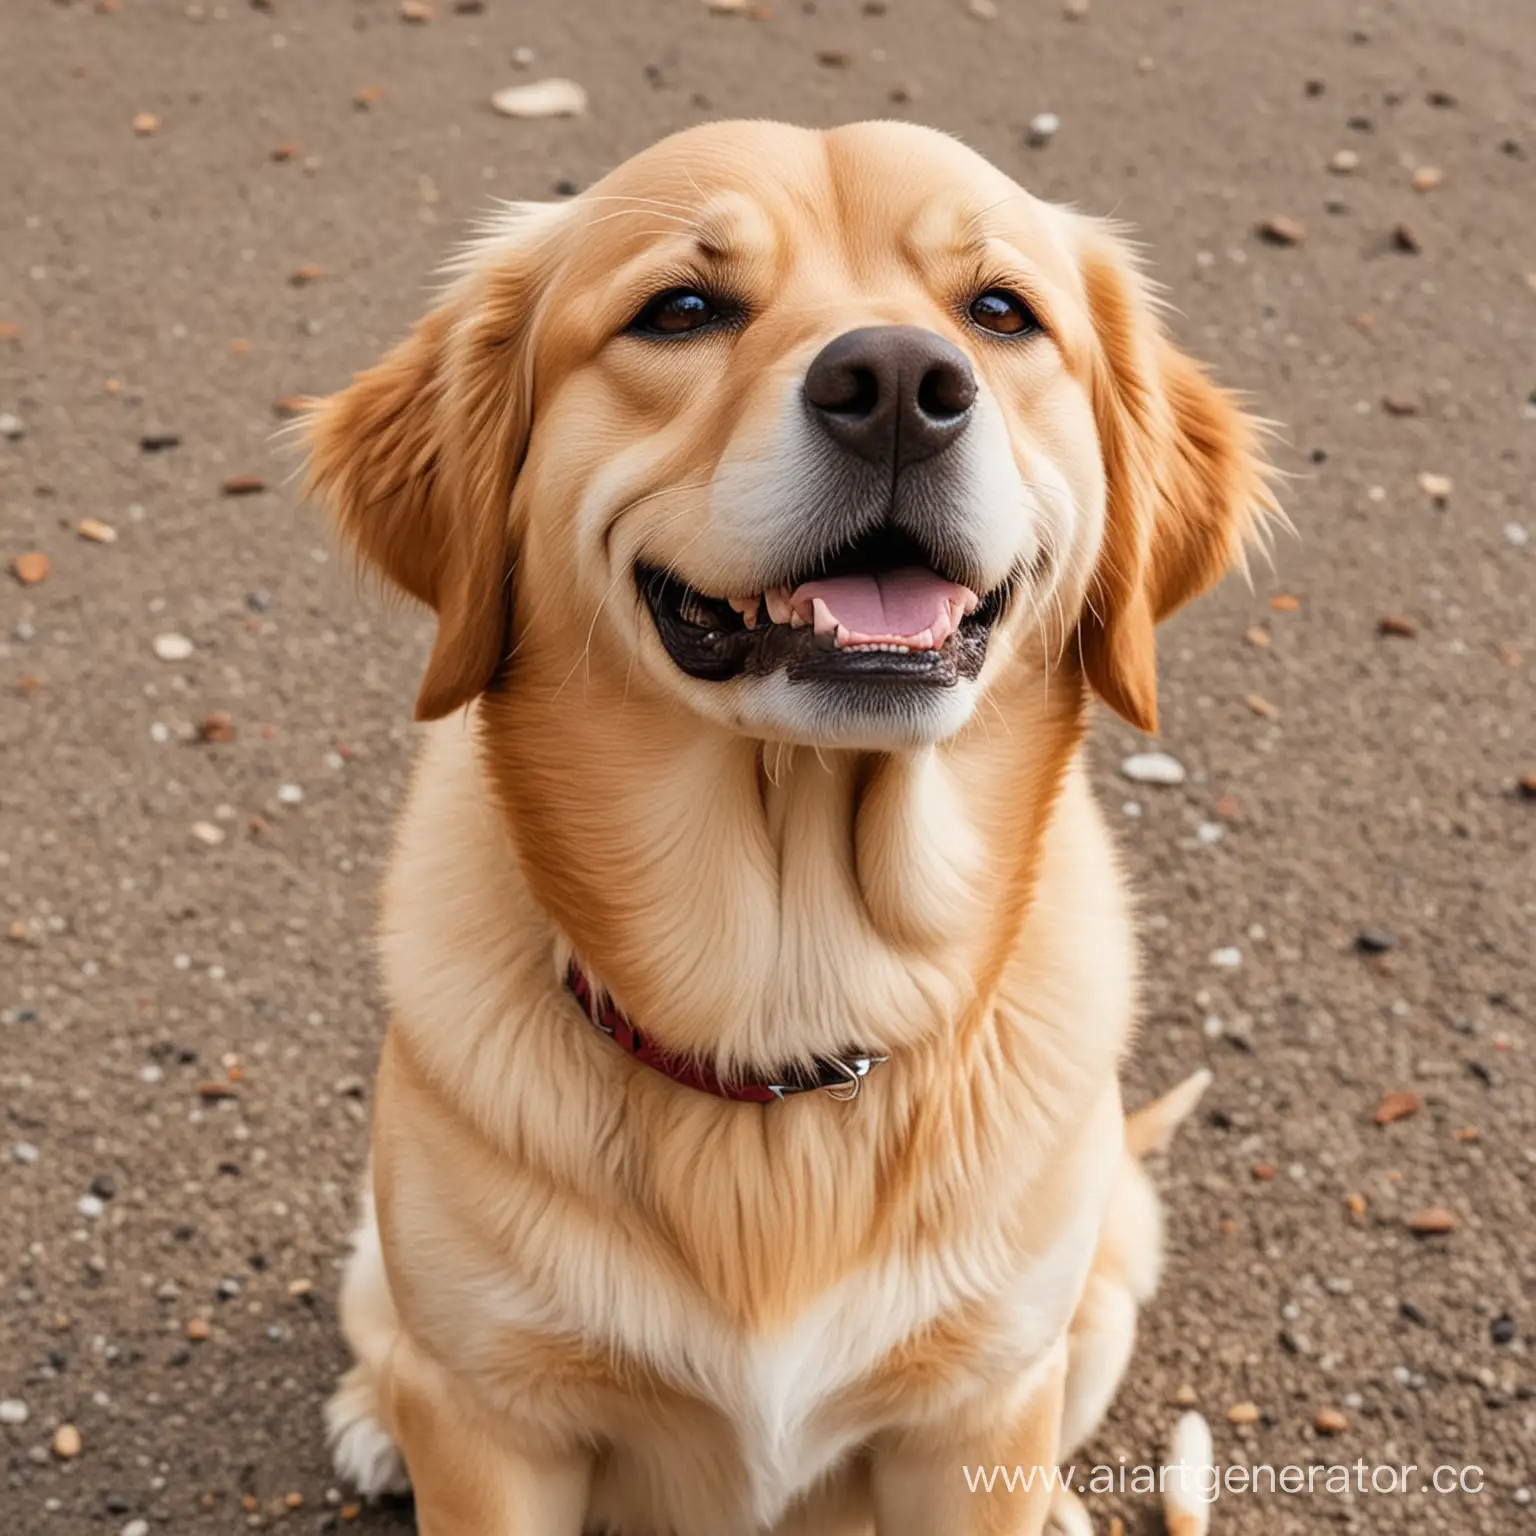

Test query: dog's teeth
[763,588,793,626]
[812,599,838,638]
[727,595,761,630]
[789,609,808,629]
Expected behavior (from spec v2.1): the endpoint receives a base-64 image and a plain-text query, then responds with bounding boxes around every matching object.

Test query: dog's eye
[630,288,724,337]
[967,290,1039,337]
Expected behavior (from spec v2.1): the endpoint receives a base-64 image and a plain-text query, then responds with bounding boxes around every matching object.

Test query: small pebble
[152,633,194,662]
[0,412,24,439]
[1210,947,1243,969]
[122,1522,150,1536]
[1120,752,1186,785]
[491,78,588,118]
[1227,1401,1261,1425]
[1373,1090,1420,1124]
[1417,471,1452,501]
[1314,1407,1348,1435]
[1406,1206,1459,1235]
[77,518,117,543]
[12,1142,39,1165]
[1027,112,1060,145]
[1328,149,1359,173]
[52,1423,82,1459]
[1355,928,1395,954]
[0,1400,28,1425]
[277,783,305,806]
[198,712,236,744]
[1257,214,1307,246]
[10,552,49,585]
[1506,522,1530,548]
[1411,165,1444,192]
[191,821,226,847]
[77,1194,106,1220]
[1490,1315,1516,1345]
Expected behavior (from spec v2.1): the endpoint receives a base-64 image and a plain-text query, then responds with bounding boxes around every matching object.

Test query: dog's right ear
[303,205,564,721]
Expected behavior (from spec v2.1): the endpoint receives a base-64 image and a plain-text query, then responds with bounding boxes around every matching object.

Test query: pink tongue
[789,567,980,650]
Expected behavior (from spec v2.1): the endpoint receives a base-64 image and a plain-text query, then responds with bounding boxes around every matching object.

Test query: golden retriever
[304,120,1274,1536]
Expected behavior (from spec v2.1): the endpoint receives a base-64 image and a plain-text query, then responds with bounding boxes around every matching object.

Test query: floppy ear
[303,208,558,721]
[1076,227,1278,734]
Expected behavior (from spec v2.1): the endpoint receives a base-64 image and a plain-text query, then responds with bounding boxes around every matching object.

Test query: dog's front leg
[869,1341,1067,1536]
[386,1335,592,1536]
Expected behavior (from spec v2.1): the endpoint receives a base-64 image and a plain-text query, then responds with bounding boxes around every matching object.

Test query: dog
[304,120,1274,1535]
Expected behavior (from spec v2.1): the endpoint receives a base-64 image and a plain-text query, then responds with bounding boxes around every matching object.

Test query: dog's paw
[326,1372,412,1498]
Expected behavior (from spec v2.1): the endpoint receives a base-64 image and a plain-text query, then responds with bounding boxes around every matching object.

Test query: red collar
[565,961,884,1103]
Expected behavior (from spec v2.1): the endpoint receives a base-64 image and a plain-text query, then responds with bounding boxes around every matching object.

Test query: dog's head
[307,121,1273,749]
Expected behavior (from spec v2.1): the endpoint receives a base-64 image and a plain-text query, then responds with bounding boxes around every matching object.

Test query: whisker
[587,208,699,231]
[575,193,700,218]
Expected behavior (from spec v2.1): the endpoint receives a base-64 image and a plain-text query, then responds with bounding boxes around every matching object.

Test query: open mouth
[638,524,1011,688]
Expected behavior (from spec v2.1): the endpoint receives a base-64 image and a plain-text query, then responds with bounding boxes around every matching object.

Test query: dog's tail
[1163,1410,1215,1536]
[1133,1077,1215,1535]
[1124,1068,1212,1160]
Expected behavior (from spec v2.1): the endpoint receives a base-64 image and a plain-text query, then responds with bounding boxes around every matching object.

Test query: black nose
[804,325,977,470]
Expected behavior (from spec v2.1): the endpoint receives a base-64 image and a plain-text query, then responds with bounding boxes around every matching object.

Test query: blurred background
[2,1,1532,1532]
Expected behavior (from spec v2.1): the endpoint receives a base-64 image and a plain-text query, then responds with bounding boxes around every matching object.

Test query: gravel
[2,2,1531,1533]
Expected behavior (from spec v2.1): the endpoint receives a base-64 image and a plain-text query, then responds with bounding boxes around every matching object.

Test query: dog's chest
[570,1226,1094,1533]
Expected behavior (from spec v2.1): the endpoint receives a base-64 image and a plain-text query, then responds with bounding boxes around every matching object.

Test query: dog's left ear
[304,205,562,721]
[1075,225,1278,734]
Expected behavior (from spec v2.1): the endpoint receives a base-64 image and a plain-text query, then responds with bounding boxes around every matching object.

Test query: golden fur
[304,121,1273,1535]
